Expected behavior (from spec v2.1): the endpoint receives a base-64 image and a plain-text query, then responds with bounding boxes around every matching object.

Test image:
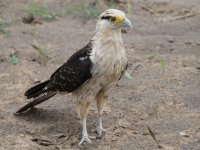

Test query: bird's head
[96,9,132,32]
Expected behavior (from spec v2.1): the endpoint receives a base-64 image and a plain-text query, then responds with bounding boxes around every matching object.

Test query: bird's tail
[25,80,50,99]
[15,80,56,114]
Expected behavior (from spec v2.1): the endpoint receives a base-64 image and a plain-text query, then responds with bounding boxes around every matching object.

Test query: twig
[131,64,141,74]
[161,11,200,22]
[146,125,162,148]
[69,112,80,120]
[140,4,155,14]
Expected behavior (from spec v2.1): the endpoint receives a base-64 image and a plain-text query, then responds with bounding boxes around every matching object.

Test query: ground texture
[0,0,200,149]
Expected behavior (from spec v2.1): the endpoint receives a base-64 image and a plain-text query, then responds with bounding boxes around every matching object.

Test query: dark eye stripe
[110,17,116,22]
[101,16,111,20]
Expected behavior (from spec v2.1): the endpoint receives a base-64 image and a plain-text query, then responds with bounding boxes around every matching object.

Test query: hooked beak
[122,18,132,30]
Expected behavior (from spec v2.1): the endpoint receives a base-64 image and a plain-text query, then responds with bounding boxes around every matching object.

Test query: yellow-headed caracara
[15,9,132,145]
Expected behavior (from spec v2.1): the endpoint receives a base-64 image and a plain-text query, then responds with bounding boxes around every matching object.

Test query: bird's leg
[97,113,114,137]
[79,117,92,145]
[77,101,95,145]
[96,90,113,137]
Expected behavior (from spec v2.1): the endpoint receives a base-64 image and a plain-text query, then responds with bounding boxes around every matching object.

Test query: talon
[78,117,96,145]
[97,113,115,137]
[78,136,92,145]
[97,125,115,137]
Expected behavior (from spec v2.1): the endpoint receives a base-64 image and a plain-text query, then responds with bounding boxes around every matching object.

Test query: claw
[97,125,114,137]
[97,114,114,137]
[79,117,96,145]
[78,136,92,145]
[78,135,96,145]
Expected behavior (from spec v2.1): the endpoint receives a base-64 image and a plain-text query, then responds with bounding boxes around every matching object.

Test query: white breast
[90,37,127,85]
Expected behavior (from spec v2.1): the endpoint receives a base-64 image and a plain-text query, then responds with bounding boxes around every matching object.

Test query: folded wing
[15,42,93,114]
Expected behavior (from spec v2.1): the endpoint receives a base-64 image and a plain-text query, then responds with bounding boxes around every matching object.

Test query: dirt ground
[0,0,200,149]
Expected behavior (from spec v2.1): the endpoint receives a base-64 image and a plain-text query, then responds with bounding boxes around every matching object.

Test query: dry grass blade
[140,4,155,14]
[0,22,10,36]
[160,58,166,73]
[31,44,49,59]
[146,125,162,148]
[124,71,133,80]
[65,3,100,19]
[31,138,54,146]
[126,0,132,15]
[23,4,56,21]
[160,10,200,23]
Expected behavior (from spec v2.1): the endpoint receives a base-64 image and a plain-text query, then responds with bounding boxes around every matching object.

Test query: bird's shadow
[14,107,79,125]
[14,107,112,147]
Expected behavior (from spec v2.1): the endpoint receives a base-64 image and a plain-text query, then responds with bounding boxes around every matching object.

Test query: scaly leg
[97,113,114,137]
[77,101,95,145]
[96,90,113,137]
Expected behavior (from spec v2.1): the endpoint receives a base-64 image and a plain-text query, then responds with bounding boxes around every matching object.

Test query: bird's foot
[78,135,96,145]
[97,125,114,137]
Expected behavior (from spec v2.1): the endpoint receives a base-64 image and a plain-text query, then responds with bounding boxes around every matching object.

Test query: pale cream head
[97,9,132,31]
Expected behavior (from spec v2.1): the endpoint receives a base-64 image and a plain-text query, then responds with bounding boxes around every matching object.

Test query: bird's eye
[110,17,116,22]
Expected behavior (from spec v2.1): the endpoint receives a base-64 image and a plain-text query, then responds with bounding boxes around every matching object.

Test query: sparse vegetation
[31,44,49,65]
[84,4,100,18]
[124,70,133,80]
[23,4,57,21]
[0,1,199,149]
[105,0,132,12]
[126,0,132,15]
[8,55,18,65]
[0,22,10,36]
[105,0,118,9]
[65,3,100,18]
[147,125,162,148]
[23,3,100,21]
[64,7,82,16]
[160,57,166,73]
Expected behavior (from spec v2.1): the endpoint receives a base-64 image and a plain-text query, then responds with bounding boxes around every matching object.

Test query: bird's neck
[93,27,123,42]
[92,28,124,54]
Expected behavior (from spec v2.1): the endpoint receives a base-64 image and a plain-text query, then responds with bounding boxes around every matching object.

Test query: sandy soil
[0,0,200,149]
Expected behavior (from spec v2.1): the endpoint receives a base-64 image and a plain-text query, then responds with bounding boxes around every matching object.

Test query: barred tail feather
[15,80,56,114]
[15,91,56,114]
[25,80,50,99]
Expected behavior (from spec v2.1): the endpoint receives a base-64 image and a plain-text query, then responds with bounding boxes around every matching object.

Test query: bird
[15,9,132,145]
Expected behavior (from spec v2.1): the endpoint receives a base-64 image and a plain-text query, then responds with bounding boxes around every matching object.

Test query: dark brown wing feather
[50,42,93,92]
[15,42,93,114]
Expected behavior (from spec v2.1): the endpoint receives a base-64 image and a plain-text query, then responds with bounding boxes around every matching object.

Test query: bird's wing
[15,42,93,114]
[48,42,93,92]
